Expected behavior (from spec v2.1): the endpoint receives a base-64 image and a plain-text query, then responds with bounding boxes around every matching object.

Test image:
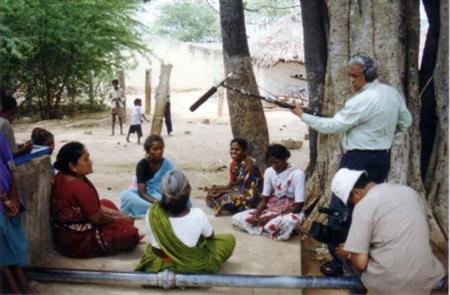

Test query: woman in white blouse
[136,170,235,273]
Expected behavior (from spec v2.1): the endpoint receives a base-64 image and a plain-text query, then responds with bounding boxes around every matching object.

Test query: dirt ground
[13,90,341,294]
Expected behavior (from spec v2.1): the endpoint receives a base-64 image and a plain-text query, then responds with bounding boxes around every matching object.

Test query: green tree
[152,0,220,42]
[0,0,147,119]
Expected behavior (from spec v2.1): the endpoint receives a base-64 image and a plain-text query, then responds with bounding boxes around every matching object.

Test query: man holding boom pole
[291,53,412,276]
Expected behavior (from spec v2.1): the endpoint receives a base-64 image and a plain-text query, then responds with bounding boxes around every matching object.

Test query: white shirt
[130,105,142,125]
[301,80,412,151]
[145,207,213,249]
[262,165,305,203]
[107,88,125,108]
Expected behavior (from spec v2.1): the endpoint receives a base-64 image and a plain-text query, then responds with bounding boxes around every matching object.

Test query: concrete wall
[126,39,308,100]
[127,39,224,93]
[253,63,308,98]
[15,155,53,265]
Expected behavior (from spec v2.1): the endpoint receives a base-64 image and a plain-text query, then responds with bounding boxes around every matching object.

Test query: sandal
[320,261,343,276]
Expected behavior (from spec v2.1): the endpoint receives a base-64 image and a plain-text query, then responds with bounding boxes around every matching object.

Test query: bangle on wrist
[346,252,351,260]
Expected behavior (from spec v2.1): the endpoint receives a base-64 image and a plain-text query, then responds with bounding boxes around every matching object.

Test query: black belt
[347,149,389,153]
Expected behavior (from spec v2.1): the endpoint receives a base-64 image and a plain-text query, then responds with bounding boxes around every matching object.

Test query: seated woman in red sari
[51,141,140,258]
[205,137,262,216]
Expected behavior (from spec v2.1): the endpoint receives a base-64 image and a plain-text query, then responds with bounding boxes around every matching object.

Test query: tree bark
[419,0,440,179]
[219,0,269,167]
[145,69,152,115]
[425,0,448,246]
[150,64,172,136]
[299,0,328,178]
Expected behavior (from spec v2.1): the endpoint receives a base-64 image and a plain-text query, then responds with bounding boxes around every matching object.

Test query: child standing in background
[127,98,149,145]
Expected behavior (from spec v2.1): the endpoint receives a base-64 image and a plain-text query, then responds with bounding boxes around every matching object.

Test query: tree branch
[244,3,300,13]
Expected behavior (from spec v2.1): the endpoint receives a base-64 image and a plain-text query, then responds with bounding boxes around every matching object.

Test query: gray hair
[160,170,191,200]
[349,53,377,82]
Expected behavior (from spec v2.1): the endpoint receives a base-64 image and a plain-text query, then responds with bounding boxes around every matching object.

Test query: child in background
[126,98,149,145]
[31,127,55,155]
[0,96,32,157]
[0,133,32,293]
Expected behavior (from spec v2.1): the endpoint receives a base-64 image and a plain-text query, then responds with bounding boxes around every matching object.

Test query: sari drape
[0,134,28,267]
[136,203,235,273]
[120,158,173,218]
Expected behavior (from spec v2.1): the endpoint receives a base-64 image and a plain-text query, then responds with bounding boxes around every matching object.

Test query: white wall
[126,38,308,101]
[126,38,224,93]
[254,63,308,98]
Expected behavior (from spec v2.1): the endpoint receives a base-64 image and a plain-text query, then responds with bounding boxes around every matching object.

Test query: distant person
[232,144,305,241]
[120,135,173,218]
[136,170,235,273]
[126,98,149,144]
[0,133,32,293]
[0,95,33,157]
[107,79,125,136]
[205,137,262,216]
[164,93,172,136]
[291,53,412,276]
[31,127,55,155]
[51,141,141,258]
[331,168,445,294]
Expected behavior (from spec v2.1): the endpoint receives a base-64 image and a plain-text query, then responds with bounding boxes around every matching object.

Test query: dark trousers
[327,150,390,269]
[164,102,173,134]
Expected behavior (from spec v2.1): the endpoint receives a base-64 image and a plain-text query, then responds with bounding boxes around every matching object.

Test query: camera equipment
[309,207,350,245]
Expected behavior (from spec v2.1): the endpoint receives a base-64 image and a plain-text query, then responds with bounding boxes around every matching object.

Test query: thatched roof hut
[251,13,304,68]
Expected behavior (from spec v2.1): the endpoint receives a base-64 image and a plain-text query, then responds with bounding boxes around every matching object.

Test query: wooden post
[150,64,172,135]
[118,70,126,120]
[217,85,224,117]
[145,69,152,115]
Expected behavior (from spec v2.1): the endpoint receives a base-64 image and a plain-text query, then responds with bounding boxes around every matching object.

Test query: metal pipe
[25,267,366,291]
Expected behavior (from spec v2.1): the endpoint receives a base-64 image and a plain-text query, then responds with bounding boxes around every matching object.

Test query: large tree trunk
[425,0,448,246]
[420,0,439,179]
[299,0,328,178]
[219,0,269,167]
[301,0,448,250]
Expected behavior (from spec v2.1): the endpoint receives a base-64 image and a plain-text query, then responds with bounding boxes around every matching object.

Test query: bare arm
[87,209,115,225]
[137,183,158,203]
[336,246,369,271]
[254,196,268,217]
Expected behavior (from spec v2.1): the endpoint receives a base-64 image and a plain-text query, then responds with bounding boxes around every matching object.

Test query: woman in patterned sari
[51,142,140,258]
[232,144,305,241]
[205,137,262,216]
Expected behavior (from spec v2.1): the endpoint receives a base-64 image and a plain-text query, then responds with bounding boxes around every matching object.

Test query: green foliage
[244,0,299,26]
[0,0,147,119]
[152,0,220,42]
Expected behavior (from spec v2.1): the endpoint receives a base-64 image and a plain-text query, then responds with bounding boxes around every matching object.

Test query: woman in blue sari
[120,135,173,218]
[0,133,31,293]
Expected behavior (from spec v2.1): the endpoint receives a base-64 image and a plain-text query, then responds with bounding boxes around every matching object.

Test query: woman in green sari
[136,170,235,273]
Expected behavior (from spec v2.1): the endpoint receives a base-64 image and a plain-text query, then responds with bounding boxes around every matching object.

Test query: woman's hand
[4,199,20,217]
[245,214,260,226]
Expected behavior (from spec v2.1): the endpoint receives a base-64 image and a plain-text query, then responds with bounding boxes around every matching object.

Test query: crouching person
[136,170,235,273]
[332,168,445,295]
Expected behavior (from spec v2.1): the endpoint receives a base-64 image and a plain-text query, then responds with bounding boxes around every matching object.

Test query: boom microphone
[189,72,234,112]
